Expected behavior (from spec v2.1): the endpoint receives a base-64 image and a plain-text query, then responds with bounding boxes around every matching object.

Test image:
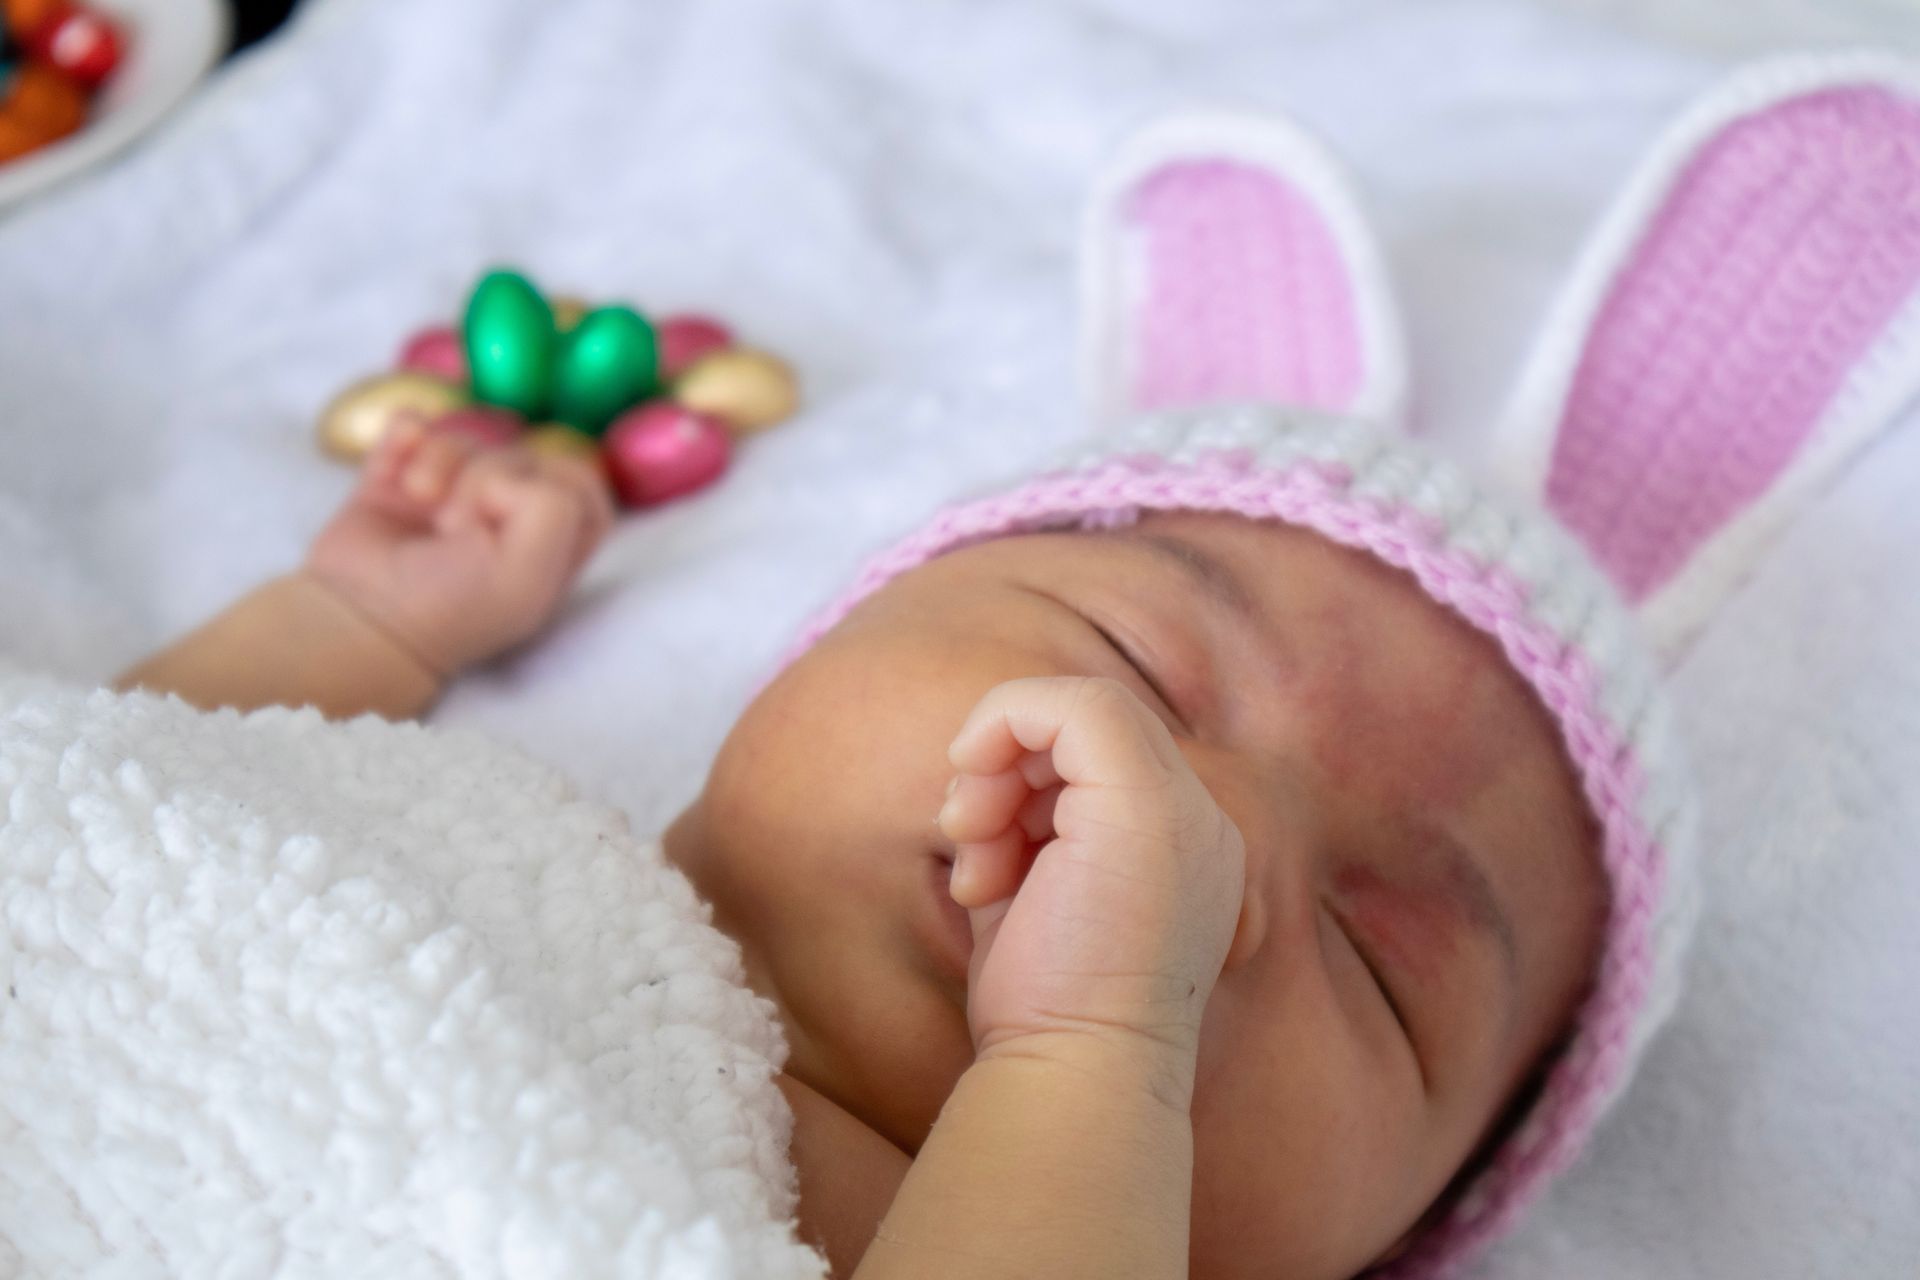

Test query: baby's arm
[115,422,613,719]
[854,1040,1192,1279]
[113,572,443,720]
[854,676,1249,1278]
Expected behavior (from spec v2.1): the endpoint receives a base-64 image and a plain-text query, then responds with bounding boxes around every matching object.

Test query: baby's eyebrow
[1131,531,1262,626]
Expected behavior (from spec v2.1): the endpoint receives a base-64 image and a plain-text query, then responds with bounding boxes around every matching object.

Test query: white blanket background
[1,0,1916,1274]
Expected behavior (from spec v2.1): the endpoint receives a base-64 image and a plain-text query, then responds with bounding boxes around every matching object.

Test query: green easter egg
[464,269,558,419]
[550,306,660,435]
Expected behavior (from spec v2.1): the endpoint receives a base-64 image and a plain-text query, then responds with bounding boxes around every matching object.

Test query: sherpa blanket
[0,670,828,1279]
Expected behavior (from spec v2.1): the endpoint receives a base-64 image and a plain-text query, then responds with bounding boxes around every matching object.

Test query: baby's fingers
[947,782,1061,908]
[402,430,482,505]
[458,463,611,600]
[436,448,538,536]
[938,768,1029,844]
[363,414,430,488]
[950,826,1030,909]
[948,676,1184,791]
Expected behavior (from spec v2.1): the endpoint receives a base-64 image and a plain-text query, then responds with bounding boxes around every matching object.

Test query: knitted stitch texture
[1129,161,1364,411]
[1548,85,1920,602]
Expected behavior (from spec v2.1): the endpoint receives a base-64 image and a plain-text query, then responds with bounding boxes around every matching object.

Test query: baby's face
[667,510,1605,1278]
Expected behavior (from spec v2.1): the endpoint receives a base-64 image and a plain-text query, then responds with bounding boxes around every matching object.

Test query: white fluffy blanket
[0,670,827,1279]
[2,0,1917,1276]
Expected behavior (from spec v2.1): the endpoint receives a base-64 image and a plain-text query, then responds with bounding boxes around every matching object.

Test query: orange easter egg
[3,0,60,36]
[0,63,87,165]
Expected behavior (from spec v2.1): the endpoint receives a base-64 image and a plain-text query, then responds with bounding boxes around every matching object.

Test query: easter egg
[526,423,610,485]
[525,422,600,463]
[657,314,734,379]
[395,325,468,383]
[550,305,659,436]
[0,62,86,164]
[427,405,521,449]
[671,347,799,435]
[2,0,59,39]
[24,3,121,90]
[601,402,730,507]
[317,371,466,461]
[550,295,590,334]
[464,269,557,419]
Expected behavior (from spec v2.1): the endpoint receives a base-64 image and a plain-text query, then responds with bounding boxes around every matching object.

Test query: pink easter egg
[427,406,523,449]
[602,402,732,507]
[657,314,735,379]
[396,326,469,383]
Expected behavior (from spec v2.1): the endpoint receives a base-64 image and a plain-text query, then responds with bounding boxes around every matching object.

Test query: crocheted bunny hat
[780,51,1920,1279]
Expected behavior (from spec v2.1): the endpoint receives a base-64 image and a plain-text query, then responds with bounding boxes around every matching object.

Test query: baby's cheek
[1190,975,1428,1275]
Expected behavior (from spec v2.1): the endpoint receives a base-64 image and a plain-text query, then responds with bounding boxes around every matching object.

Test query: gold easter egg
[525,422,609,482]
[550,296,592,334]
[672,347,800,435]
[525,422,598,460]
[317,371,466,462]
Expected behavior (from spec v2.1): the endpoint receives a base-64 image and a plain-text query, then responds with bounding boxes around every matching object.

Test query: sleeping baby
[26,50,1920,1280]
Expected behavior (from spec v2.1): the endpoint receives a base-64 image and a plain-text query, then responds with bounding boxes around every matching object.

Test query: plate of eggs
[0,0,227,213]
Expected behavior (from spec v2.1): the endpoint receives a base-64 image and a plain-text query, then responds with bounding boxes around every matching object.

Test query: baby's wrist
[974,1025,1200,1119]
[113,572,444,721]
[856,1047,1193,1280]
[289,570,448,698]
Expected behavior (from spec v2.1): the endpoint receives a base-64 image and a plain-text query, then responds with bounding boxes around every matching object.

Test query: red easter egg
[601,402,731,507]
[396,325,469,383]
[427,406,522,448]
[25,4,122,90]
[657,314,734,379]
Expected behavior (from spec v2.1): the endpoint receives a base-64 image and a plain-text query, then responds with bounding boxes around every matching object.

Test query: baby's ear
[1489,53,1920,661]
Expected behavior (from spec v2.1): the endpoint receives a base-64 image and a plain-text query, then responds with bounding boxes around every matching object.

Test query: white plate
[0,0,229,214]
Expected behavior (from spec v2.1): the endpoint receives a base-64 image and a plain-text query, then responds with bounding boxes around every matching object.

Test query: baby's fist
[306,421,616,678]
[936,676,1251,1109]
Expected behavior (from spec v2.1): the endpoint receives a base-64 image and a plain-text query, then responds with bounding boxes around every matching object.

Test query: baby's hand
[936,676,1249,1111]
[305,420,616,678]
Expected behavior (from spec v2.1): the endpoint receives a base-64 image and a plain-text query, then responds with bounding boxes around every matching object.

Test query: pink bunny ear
[1493,53,1920,659]
[1079,110,1408,428]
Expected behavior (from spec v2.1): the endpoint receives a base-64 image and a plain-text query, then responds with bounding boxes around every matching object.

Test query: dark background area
[226,0,301,56]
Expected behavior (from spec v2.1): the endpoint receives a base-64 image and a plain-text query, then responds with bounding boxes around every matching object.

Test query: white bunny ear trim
[1077,108,1408,430]
[1490,51,1920,663]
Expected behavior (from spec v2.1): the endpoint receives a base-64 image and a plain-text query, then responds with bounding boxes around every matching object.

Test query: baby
[109,56,1920,1280]
[111,126,1661,1280]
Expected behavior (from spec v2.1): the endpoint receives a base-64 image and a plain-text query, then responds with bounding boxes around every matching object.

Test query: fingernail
[945,776,961,799]
[949,850,971,903]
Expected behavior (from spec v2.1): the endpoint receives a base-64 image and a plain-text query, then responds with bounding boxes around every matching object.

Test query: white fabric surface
[1,0,1915,1275]
[0,671,826,1279]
